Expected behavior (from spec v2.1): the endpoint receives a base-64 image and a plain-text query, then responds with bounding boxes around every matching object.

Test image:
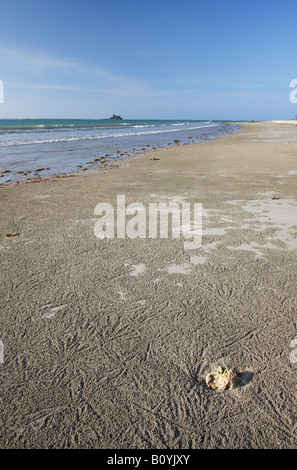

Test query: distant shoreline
[0,120,238,186]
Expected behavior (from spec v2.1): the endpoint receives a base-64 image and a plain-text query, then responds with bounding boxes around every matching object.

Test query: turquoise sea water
[0,119,239,183]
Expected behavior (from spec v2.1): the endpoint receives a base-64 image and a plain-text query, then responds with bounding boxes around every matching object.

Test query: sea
[0,119,240,183]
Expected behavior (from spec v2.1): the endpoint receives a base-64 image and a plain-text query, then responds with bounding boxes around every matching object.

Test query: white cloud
[7,81,81,91]
[0,46,135,84]
[212,91,255,97]
[0,46,208,101]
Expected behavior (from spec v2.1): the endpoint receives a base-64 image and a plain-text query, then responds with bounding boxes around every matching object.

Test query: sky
[0,0,297,120]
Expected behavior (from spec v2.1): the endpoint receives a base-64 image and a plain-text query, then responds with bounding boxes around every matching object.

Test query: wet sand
[1,121,297,449]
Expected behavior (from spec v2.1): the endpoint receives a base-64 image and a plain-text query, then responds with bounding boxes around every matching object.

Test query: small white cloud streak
[212,91,255,98]
[0,46,134,84]
[8,81,81,91]
[0,47,218,99]
[0,46,82,70]
[7,81,184,97]
[88,86,197,97]
[1,46,179,98]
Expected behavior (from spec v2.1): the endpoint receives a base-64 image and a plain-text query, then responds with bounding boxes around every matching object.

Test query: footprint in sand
[41,304,68,319]
[117,291,127,301]
[290,338,297,364]
[124,262,146,277]
[0,340,3,363]
[163,263,192,275]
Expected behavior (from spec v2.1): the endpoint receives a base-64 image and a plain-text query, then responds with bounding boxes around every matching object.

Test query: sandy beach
[1,121,297,449]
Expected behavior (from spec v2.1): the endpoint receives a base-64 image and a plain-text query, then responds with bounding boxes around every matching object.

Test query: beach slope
[1,121,297,448]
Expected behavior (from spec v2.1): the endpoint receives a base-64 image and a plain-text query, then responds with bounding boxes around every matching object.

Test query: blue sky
[0,0,297,120]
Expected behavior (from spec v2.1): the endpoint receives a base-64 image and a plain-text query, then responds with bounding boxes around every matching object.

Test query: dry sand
[0,121,297,449]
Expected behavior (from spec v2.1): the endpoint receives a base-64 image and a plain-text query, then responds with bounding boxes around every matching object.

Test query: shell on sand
[206,366,240,391]
[4,232,20,238]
